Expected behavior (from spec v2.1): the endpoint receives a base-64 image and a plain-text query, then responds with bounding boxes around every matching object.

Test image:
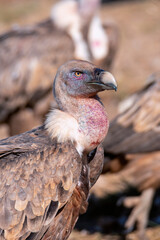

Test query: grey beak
[99,71,117,91]
[87,70,117,91]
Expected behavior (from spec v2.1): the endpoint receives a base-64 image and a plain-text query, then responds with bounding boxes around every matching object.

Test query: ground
[69,226,160,240]
[0,0,160,239]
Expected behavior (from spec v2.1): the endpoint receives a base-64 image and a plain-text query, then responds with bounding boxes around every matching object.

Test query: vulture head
[46,60,117,155]
[54,59,117,105]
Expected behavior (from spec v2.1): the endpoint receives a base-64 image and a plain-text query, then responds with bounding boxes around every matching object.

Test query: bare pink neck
[68,97,109,152]
[55,88,109,152]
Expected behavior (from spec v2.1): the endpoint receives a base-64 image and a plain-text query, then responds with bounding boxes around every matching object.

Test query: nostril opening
[94,68,104,77]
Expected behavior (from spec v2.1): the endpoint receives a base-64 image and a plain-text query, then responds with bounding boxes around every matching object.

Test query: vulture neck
[46,90,109,156]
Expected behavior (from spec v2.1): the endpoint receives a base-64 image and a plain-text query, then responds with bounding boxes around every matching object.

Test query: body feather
[0,126,82,239]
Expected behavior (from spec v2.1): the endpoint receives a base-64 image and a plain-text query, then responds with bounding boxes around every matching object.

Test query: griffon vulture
[0,60,117,240]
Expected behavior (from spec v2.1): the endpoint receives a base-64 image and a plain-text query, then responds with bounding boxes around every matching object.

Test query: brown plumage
[93,73,160,239]
[0,0,118,131]
[103,73,160,155]
[0,60,117,239]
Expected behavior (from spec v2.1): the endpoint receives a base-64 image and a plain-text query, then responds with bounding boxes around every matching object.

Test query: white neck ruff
[45,109,84,156]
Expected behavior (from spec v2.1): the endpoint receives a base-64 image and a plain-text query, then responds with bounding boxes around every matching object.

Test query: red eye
[75,72,82,77]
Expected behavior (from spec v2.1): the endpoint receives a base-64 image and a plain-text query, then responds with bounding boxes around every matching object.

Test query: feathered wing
[0,125,82,239]
[41,144,104,240]
[89,144,104,187]
[103,74,160,155]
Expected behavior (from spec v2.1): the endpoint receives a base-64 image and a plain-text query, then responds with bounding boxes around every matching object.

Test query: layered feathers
[103,73,160,156]
[0,126,81,239]
[0,126,104,239]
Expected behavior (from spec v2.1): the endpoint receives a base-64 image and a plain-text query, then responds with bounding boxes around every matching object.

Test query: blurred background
[0,0,160,239]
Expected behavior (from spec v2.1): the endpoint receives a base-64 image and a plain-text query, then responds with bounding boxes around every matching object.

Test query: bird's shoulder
[0,124,78,155]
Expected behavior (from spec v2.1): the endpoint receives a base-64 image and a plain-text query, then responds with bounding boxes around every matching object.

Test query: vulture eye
[75,71,82,77]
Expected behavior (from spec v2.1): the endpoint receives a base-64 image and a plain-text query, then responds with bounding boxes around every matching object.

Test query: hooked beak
[87,69,117,92]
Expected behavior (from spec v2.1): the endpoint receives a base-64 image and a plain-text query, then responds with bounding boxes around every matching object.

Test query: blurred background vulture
[90,73,160,239]
[0,0,118,138]
[0,60,117,239]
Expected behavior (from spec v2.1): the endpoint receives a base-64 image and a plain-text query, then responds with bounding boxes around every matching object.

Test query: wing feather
[0,125,82,239]
[104,74,160,154]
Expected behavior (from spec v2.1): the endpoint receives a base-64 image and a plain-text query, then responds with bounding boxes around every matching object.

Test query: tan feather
[4,213,25,240]
[15,199,28,212]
